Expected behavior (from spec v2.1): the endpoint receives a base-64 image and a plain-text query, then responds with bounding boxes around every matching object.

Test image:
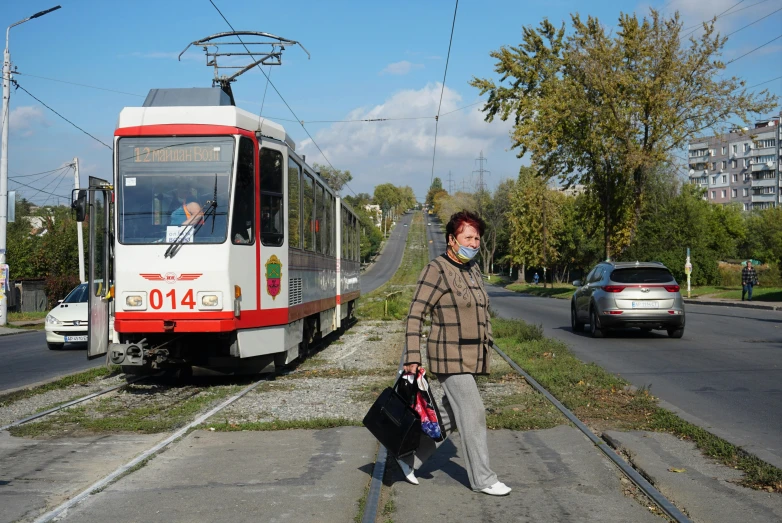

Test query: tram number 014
[149,289,196,310]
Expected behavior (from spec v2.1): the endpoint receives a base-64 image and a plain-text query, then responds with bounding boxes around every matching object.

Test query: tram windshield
[116,136,234,244]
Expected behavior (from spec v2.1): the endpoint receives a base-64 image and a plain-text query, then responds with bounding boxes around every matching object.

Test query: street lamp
[0,5,61,325]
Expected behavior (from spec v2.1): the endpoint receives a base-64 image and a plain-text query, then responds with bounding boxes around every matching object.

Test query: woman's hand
[403,363,419,375]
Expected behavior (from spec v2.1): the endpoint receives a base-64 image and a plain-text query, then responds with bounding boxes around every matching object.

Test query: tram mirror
[72,189,87,222]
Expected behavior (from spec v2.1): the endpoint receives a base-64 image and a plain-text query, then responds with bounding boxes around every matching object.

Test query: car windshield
[611,268,673,284]
[62,283,89,304]
[116,136,234,244]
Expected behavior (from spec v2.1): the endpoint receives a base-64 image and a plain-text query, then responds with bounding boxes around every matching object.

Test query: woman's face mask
[450,236,479,262]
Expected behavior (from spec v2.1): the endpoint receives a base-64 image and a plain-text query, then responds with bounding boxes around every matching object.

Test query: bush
[45,274,80,308]
[718,262,782,287]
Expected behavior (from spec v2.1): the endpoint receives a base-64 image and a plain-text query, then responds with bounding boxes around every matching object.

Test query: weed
[204,417,361,431]
[0,366,120,408]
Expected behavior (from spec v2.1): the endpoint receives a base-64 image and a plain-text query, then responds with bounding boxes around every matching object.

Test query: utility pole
[73,157,85,283]
[542,186,547,289]
[473,151,490,193]
[0,5,62,325]
[447,171,453,194]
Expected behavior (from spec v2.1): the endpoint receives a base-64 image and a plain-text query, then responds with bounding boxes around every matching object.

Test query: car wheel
[47,342,64,350]
[667,327,684,339]
[589,307,604,338]
[571,304,584,332]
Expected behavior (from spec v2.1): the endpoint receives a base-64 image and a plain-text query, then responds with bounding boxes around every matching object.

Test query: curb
[682,298,780,311]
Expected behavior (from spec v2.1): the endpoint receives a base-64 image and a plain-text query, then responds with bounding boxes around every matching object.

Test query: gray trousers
[399,373,498,490]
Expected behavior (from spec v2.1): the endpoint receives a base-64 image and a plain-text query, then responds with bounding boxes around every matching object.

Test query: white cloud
[297,83,515,197]
[9,106,50,137]
[380,60,424,76]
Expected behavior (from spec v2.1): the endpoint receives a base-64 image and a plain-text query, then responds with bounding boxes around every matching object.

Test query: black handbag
[362,373,422,458]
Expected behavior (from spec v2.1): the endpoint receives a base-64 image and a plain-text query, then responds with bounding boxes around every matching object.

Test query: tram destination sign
[133,145,223,163]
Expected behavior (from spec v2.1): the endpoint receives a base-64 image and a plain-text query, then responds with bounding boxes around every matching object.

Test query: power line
[14,71,144,97]
[682,0,770,36]
[208,0,358,197]
[440,100,484,117]
[429,0,459,191]
[41,166,72,207]
[8,166,67,179]
[14,82,113,151]
[725,6,782,37]
[746,75,782,88]
[9,169,72,200]
[726,33,782,64]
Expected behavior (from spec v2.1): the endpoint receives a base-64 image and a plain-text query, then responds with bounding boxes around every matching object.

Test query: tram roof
[117,103,295,150]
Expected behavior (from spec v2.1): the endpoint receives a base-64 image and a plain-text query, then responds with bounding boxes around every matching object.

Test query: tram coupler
[108,339,148,366]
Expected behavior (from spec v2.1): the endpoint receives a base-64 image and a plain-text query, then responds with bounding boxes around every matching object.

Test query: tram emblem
[265,255,282,300]
[140,273,202,284]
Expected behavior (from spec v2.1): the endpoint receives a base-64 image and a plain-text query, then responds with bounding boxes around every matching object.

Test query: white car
[45,282,89,350]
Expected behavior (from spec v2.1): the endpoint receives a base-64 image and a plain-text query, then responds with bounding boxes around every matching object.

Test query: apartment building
[688,114,781,210]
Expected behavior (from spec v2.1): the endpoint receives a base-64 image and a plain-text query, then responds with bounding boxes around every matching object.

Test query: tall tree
[313,163,353,195]
[471,10,777,258]
[426,177,444,207]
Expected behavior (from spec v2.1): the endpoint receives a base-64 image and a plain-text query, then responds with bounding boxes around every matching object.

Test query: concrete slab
[392,426,660,522]
[58,427,377,523]
[0,432,162,523]
[604,430,782,523]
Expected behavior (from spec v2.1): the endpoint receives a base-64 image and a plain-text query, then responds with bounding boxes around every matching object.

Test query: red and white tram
[78,86,361,374]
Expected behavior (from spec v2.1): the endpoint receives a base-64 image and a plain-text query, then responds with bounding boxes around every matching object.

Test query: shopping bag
[362,373,422,458]
[413,368,446,442]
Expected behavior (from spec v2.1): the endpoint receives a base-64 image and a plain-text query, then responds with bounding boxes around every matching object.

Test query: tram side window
[260,148,284,247]
[231,137,255,245]
[325,192,333,256]
[315,182,324,253]
[302,173,315,251]
[288,158,301,249]
[341,207,347,259]
[352,215,358,261]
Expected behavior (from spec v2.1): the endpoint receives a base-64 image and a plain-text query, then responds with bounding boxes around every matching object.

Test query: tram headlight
[201,294,219,307]
[123,292,147,310]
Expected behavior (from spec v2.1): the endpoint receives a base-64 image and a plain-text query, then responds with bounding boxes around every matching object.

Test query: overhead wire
[746,75,782,89]
[429,0,459,192]
[10,166,73,202]
[8,166,67,180]
[40,165,73,207]
[726,33,782,64]
[724,6,782,37]
[13,82,113,151]
[14,72,144,97]
[207,0,359,197]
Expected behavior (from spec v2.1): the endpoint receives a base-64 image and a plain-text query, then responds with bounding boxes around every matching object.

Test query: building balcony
[751,192,776,202]
[752,161,776,172]
[751,177,777,187]
[750,146,776,156]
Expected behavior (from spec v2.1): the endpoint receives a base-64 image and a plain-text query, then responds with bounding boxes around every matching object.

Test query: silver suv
[571,261,685,338]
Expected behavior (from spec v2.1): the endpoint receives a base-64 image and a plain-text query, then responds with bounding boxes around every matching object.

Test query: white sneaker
[396,458,419,485]
[480,481,511,496]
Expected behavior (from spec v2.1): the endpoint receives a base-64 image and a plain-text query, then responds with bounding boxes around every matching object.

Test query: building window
[743,188,749,197]
[722,160,727,170]
[711,175,717,184]
[743,158,749,168]
[711,191,715,199]
[732,173,738,182]
[721,146,727,155]
[744,173,751,181]
[732,144,738,154]
[730,159,737,168]
[744,143,750,153]
[721,175,726,183]
[744,203,749,211]
[757,138,776,149]
[732,188,737,198]
[721,190,726,198]
[712,162,717,170]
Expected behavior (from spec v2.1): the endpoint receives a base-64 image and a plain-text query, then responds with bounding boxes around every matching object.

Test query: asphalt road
[360,212,413,294]
[425,216,782,469]
[0,331,102,393]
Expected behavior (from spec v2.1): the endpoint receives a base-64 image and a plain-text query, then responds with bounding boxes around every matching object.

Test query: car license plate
[631,301,658,309]
[65,335,88,342]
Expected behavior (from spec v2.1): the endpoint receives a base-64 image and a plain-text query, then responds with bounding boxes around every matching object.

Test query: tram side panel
[338,201,361,323]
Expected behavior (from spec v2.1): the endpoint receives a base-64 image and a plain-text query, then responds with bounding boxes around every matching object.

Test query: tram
[75,32,361,374]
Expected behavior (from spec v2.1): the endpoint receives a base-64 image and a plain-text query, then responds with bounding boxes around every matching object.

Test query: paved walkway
[683,295,782,311]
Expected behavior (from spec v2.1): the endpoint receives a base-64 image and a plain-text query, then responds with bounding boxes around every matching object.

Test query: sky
[2,0,780,206]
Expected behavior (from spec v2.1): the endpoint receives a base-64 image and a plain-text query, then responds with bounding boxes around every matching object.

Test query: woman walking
[398,210,511,496]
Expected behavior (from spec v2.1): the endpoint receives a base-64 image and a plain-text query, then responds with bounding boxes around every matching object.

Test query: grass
[8,311,48,322]
[9,384,243,437]
[357,212,429,321]
[505,282,574,299]
[0,366,120,408]
[690,285,782,301]
[203,417,361,432]
[492,316,782,492]
[486,274,511,285]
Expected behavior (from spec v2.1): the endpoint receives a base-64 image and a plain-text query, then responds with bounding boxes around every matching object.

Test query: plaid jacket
[742,266,758,285]
[404,254,493,375]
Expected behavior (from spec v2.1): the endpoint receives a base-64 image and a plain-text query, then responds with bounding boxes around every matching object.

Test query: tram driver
[170,200,204,226]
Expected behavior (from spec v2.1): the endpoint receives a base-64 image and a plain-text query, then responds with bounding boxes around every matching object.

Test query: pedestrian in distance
[533,272,539,286]
[399,209,511,497]
[742,260,759,301]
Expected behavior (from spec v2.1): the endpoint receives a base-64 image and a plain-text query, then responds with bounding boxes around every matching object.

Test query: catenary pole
[0,5,61,325]
[74,157,85,283]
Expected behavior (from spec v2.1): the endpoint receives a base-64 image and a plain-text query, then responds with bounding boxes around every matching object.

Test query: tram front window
[116,137,234,244]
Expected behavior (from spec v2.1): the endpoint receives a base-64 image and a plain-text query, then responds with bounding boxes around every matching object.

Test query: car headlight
[201,294,219,307]
[126,295,143,307]
[46,314,62,325]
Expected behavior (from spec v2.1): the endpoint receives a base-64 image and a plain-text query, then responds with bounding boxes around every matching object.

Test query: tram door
[76,177,113,359]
